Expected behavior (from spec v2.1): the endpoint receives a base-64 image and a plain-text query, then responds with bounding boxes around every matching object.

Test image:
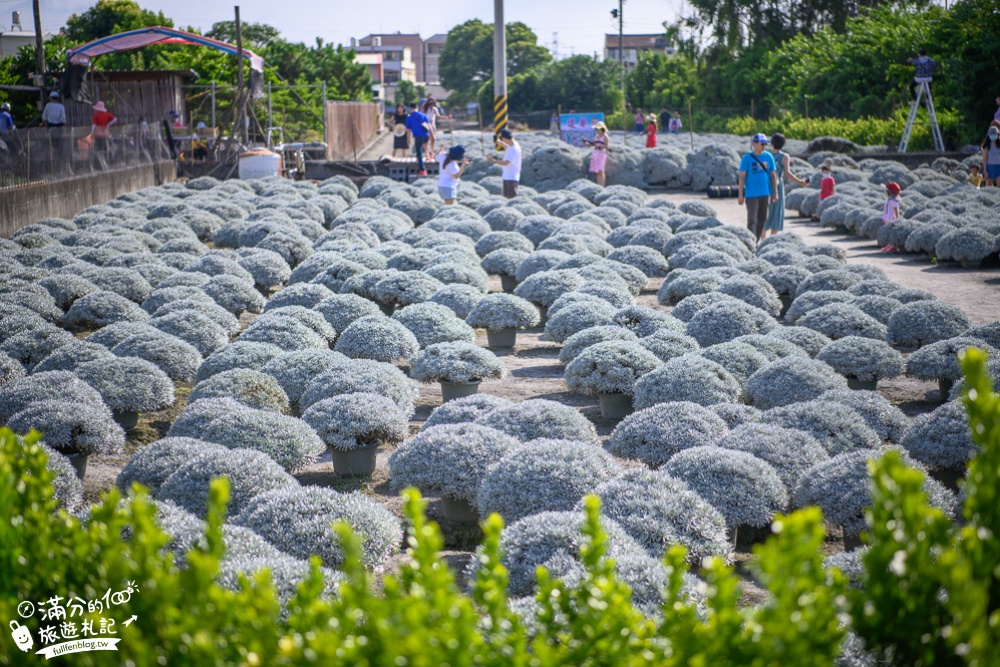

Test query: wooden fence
[324,101,381,161]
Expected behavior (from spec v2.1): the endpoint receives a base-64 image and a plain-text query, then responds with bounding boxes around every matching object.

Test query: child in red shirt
[645,116,657,148]
[819,165,836,200]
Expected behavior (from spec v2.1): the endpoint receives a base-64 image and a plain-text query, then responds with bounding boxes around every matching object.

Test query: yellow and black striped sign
[493,94,507,149]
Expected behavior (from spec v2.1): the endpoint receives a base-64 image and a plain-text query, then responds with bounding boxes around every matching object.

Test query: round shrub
[476,439,620,523]
[686,301,777,347]
[820,389,909,442]
[964,322,1000,349]
[513,269,585,308]
[428,283,483,319]
[718,422,829,491]
[906,336,994,382]
[0,352,25,386]
[233,486,400,569]
[605,246,669,277]
[637,329,700,363]
[900,401,975,470]
[41,444,85,515]
[63,290,150,328]
[698,341,771,386]
[565,340,662,397]
[612,306,684,338]
[9,399,125,457]
[157,449,298,530]
[200,274,266,315]
[730,334,809,360]
[189,368,290,412]
[389,423,518,502]
[334,315,419,362]
[392,302,475,347]
[544,301,616,343]
[373,271,445,307]
[111,333,203,382]
[423,393,512,428]
[745,356,847,409]
[761,400,882,456]
[302,392,408,450]
[846,295,903,325]
[589,468,732,563]
[887,300,972,348]
[141,285,216,315]
[196,341,285,382]
[117,437,225,493]
[149,310,229,357]
[711,402,762,428]
[935,227,999,265]
[575,281,635,309]
[794,449,957,536]
[794,269,861,298]
[0,371,106,422]
[607,401,727,467]
[633,355,742,408]
[75,356,175,413]
[558,326,637,365]
[476,231,534,256]
[663,446,788,529]
[765,325,832,357]
[313,294,381,334]
[797,303,888,340]
[409,341,506,383]
[199,407,324,472]
[816,336,905,381]
[578,260,648,295]
[38,274,99,310]
[261,349,348,411]
[236,248,292,290]
[0,325,77,371]
[153,298,239,335]
[478,399,600,444]
[785,290,854,323]
[716,274,782,316]
[264,283,335,312]
[481,248,529,277]
[300,359,418,416]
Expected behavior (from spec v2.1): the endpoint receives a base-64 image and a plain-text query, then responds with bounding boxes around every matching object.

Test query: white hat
[196,121,206,129]
[49,91,59,98]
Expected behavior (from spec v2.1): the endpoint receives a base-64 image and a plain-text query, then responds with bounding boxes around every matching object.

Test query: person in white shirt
[436,144,469,204]
[487,128,522,198]
[41,91,66,127]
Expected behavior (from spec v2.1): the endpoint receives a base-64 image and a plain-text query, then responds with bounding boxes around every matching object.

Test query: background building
[422,34,447,85]
[353,52,385,102]
[359,33,424,83]
[604,34,674,70]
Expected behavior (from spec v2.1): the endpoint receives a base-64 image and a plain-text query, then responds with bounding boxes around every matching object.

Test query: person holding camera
[487,128,521,199]
[436,144,469,205]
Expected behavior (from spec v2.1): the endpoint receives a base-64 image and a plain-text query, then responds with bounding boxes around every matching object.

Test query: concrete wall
[0,161,176,238]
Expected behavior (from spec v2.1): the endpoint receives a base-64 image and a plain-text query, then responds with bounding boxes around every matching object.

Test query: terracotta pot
[598,393,634,420]
[440,381,480,402]
[441,496,480,524]
[487,327,517,348]
[331,445,379,476]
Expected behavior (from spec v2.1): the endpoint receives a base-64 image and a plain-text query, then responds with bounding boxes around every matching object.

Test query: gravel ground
[81,184,998,606]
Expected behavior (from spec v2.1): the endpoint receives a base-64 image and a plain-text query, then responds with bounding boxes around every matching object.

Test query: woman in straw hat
[91,101,117,163]
[583,122,609,186]
[391,104,409,158]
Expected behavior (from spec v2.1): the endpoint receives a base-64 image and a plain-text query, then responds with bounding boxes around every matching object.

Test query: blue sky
[5,0,683,58]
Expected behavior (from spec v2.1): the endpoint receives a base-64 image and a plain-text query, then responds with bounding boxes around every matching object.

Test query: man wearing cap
[738,133,779,241]
[42,91,66,127]
[487,128,521,199]
[405,102,432,175]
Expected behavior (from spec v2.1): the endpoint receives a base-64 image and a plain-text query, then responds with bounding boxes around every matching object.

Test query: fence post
[267,82,273,148]
[322,81,328,159]
[211,81,216,129]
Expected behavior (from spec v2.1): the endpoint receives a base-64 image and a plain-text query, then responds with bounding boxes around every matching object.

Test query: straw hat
[393,124,407,137]
[92,101,107,112]
[593,121,607,131]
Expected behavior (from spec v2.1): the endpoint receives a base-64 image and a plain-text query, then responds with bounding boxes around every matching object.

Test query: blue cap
[752,133,769,144]
[448,145,465,161]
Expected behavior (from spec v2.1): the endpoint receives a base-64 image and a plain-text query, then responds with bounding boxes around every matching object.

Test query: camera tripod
[898,80,944,153]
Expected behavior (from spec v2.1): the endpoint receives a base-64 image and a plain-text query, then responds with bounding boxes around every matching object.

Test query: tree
[439,20,550,100]
[206,21,281,51]
[394,81,426,107]
[538,56,621,113]
[64,0,172,70]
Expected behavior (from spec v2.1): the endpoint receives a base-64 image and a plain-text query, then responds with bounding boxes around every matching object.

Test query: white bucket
[238,150,282,179]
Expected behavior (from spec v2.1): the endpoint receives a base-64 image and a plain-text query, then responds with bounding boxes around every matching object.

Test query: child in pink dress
[880,182,902,252]
[584,123,609,186]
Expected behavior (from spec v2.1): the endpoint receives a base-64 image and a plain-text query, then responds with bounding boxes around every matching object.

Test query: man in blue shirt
[738,133,778,242]
[405,102,431,175]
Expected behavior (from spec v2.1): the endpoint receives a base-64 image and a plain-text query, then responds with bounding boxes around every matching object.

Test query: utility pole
[612,1,625,143]
[234,5,248,145]
[493,0,507,146]
[32,0,45,105]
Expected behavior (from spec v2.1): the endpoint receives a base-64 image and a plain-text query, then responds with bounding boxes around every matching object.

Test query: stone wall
[0,161,176,237]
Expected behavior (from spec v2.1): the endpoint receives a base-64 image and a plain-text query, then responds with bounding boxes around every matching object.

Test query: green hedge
[2,349,1000,665]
